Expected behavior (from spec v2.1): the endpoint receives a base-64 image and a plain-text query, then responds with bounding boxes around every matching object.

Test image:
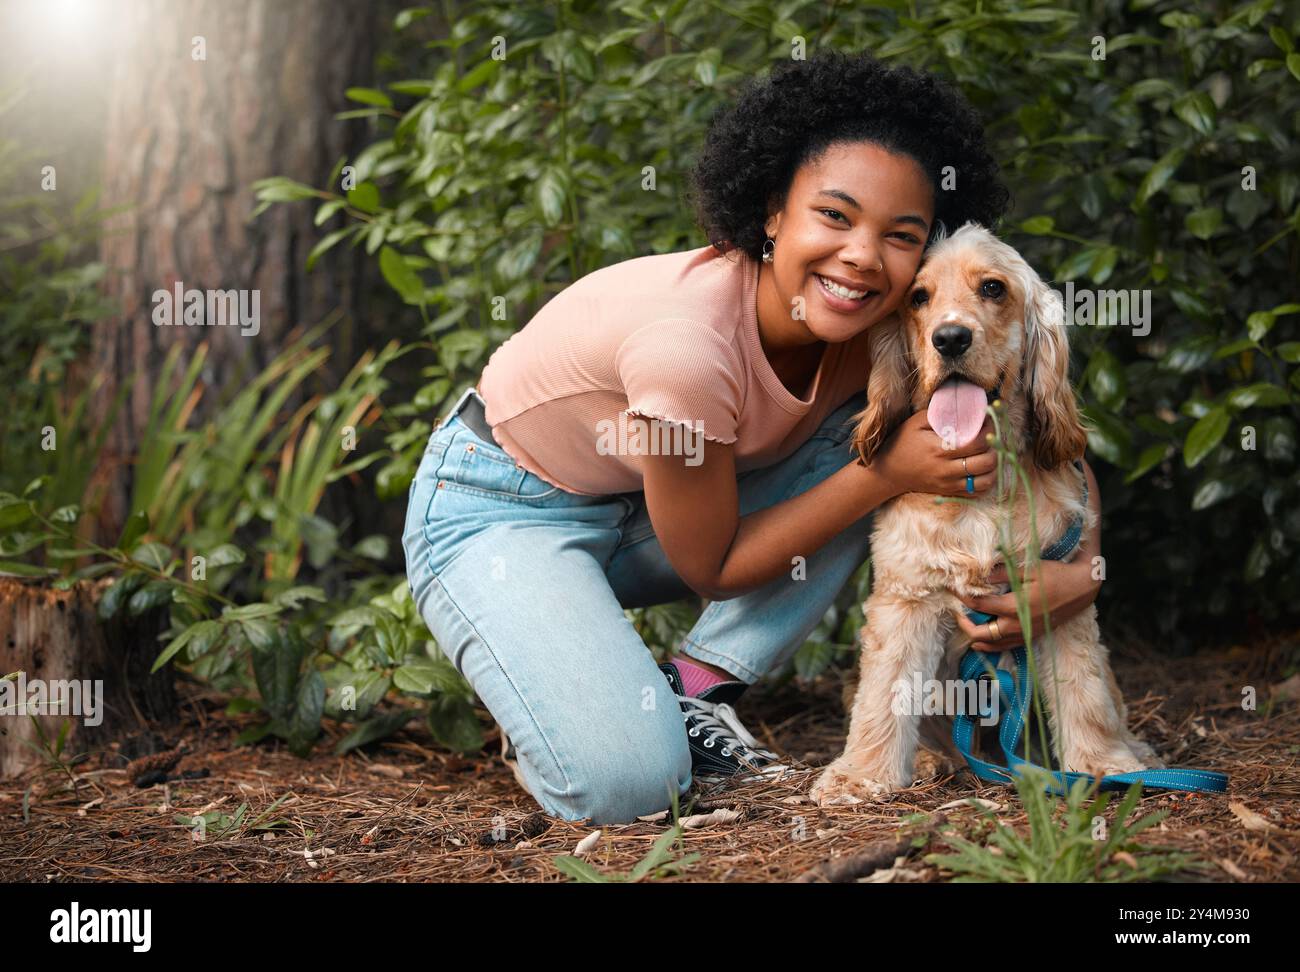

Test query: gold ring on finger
[988,619,1001,640]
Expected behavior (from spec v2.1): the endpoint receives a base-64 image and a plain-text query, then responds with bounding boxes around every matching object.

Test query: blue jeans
[402,389,871,824]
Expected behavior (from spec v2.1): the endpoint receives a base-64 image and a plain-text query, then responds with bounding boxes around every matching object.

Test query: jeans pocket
[439,433,562,503]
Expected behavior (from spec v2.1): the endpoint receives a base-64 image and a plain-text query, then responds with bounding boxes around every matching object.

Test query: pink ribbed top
[475,243,873,496]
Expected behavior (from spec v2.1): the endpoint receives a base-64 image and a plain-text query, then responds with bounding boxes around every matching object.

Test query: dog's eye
[910,288,929,308]
[980,279,1005,299]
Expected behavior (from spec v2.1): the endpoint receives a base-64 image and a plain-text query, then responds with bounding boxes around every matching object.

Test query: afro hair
[687,50,1012,262]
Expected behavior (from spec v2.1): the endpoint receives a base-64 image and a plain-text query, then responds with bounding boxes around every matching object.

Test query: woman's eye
[980,279,1005,299]
[910,289,929,307]
[819,208,846,222]
[892,232,921,244]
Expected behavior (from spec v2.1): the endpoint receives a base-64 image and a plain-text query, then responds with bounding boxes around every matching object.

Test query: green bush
[261,0,1297,645]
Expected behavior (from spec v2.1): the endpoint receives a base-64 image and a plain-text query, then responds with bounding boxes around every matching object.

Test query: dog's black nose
[932,325,972,358]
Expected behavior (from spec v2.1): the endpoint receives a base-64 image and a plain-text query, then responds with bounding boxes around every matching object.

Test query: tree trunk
[0,578,176,779]
[91,0,376,538]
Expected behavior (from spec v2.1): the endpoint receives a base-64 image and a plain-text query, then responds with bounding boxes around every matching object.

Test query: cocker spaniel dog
[810,222,1163,805]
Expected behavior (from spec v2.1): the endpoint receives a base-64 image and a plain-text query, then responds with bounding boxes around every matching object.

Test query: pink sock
[673,655,732,697]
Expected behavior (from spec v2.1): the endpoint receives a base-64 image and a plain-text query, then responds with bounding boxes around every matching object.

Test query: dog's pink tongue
[927,377,987,449]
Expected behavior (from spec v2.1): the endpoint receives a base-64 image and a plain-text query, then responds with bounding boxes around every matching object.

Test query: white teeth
[817,274,870,300]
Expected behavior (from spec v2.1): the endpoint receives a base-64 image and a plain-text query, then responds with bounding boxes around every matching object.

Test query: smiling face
[756,140,935,351]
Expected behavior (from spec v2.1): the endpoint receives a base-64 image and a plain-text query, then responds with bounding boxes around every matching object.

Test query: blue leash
[952,461,1228,795]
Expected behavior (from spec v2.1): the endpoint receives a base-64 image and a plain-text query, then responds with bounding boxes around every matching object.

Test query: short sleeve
[614,319,744,445]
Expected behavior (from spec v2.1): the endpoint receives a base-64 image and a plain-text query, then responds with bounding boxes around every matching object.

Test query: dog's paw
[1124,736,1166,769]
[1065,744,1149,778]
[913,748,961,782]
[810,763,898,806]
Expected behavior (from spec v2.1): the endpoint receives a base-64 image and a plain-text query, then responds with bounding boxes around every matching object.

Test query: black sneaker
[659,661,791,783]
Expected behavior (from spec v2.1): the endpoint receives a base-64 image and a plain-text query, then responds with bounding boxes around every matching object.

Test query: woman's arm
[640,438,895,600]
[642,406,1002,600]
[955,456,1105,650]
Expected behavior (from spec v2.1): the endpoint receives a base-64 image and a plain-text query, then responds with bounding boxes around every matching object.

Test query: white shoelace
[679,697,789,776]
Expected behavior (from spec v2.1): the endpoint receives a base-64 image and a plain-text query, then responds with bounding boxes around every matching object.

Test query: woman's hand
[954,458,1104,651]
[954,556,1100,651]
[872,410,999,498]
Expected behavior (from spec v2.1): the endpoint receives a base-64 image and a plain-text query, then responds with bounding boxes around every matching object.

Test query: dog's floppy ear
[850,312,913,467]
[1021,275,1088,469]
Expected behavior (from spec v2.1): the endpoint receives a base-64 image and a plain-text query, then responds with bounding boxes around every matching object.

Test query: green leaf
[495,233,542,282]
[1226,383,1290,409]
[536,167,568,227]
[273,586,327,610]
[1003,7,1076,22]
[1020,216,1055,235]
[130,541,171,571]
[223,602,284,620]
[1183,407,1229,467]
[1247,311,1275,341]
[334,708,416,754]
[1288,52,1300,82]
[208,544,246,568]
[1086,348,1126,409]
[127,580,174,616]
[1088,246,1119,285]
[116,510,149,551]
[1191,476,1241,510]
[289,670,325,752]
[251,176,321,203]
[553,855,613,883]
[352,535,389,560]
[234,721,276,746]
[379,246,425,303]
[0,499,33,532]
[346,182,380,214]
[1184,207,1222,239]
[1244,537,1271,582]
[0,560,57,578]
[99,572,147,620]
[694,47,721,86]
[456,58,499,93]
[314,199,346,226]
[151,620,224,673]
[1123,443,1169,484]
[345,87,392,108]
[1080,406,1132,466]
[425,693,484,753]
[1134,147,1186,207]
[306,228,353,271]
[239,618,278,651]
[1172,92,1215,135]
[393,657,460,695]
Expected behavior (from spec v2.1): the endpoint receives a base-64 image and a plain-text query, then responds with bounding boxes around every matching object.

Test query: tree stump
[0,577,177,778]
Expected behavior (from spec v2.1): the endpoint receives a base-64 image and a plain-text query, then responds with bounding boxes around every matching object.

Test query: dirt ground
[2,629,1298,883]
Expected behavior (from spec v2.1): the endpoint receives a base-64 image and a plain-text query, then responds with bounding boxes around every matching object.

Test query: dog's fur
[810,223,1163,805]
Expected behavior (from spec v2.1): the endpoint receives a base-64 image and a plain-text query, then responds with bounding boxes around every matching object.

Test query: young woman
[402,50,1102,825]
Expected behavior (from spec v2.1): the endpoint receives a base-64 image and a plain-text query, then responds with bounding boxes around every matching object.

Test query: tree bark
[91,0,376,538]
[0,577,176,779]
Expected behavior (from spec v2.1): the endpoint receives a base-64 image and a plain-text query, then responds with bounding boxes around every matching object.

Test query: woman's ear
[1023,278,1088,469]
[850,312,913,467]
